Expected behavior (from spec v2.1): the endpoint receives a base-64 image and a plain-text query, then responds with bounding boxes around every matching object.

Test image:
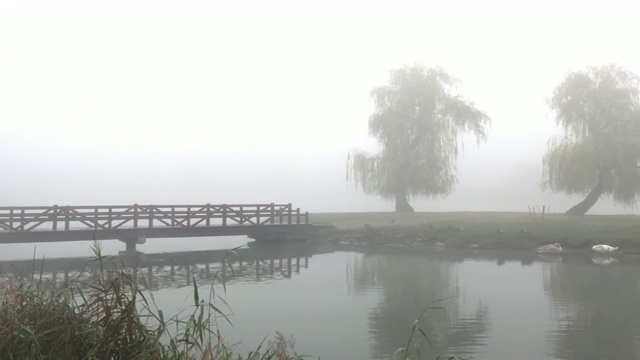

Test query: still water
[2,238,640,360]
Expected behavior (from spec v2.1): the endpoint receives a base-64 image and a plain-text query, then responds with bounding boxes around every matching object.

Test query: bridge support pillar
[119,236,146,253]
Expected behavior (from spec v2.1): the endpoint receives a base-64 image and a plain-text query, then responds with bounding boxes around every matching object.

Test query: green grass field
[309,212,640,250]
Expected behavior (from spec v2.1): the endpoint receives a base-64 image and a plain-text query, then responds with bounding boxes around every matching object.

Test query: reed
[0,241,459,359]
[0,242,304,360]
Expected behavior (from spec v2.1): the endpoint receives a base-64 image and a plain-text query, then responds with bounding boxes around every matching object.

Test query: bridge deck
[0,203,313,243]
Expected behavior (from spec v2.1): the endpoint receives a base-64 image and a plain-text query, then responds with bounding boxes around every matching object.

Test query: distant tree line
[347,64,640,215]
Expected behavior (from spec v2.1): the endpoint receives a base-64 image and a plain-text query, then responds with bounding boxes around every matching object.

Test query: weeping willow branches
[543,64,640,214]
[347,65,490,212]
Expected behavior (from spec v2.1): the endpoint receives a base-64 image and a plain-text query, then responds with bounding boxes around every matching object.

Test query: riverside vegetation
[311,212,640,253]
[0,242,459,360]
[0,243,304,360]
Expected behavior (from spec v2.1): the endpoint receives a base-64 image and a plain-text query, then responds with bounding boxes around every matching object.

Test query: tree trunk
[565,178,604,216]
[394,186,414,212]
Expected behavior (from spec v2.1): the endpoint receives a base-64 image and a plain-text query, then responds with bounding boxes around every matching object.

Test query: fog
[1,2,639,214]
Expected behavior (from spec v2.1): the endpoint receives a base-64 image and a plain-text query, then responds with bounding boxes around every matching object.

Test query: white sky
[1,2,639,213]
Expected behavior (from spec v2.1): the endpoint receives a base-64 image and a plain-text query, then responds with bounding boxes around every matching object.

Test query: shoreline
[308,211,640,253]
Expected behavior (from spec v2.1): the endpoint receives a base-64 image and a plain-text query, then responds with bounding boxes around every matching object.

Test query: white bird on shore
[592,244,618,253]
[537,243,563,253]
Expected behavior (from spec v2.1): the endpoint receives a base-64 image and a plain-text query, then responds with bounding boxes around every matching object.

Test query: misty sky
[1,2,639,214]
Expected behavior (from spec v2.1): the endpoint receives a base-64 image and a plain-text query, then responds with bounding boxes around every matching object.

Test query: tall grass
[0,242,465,360]
[0,242,304,360]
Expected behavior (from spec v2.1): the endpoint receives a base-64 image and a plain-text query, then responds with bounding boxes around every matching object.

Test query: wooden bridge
[0,203,314,249]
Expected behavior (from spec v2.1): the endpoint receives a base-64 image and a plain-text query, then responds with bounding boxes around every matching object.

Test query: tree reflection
[544,259,640,360]
[348,253,491,359]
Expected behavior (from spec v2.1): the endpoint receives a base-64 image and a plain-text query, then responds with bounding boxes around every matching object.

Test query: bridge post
[256,205,260,225]
[20,209,25,231]
[64,206,70,231]
[222,205,228,226]
[52,205,58,230]
[133,204,139,228]
[270,203,275,224]
[119,236,146,253]
[125,240,136,252]
[148,205,154,228]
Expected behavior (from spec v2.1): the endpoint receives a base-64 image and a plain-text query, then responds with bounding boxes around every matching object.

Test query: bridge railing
[0,203,309,232]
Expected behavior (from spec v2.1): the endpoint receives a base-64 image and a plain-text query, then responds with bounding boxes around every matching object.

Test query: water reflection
[3,242,640,359]
[590,255,619,265]
[544,258,640,360]
[349,252,491,359]
[348,247,640,359]
[0,245,323,291]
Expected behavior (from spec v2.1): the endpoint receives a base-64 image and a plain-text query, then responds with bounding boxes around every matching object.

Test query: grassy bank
[310,212,640,251]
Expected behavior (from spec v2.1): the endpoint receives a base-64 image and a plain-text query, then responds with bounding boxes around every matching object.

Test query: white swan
[592,244,618,253]
[537,243,563,253]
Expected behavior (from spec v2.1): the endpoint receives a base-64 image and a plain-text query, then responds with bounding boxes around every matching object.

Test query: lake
[2,237,640,360]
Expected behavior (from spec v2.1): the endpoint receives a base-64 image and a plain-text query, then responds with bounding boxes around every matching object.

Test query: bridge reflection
[0,244,329,291]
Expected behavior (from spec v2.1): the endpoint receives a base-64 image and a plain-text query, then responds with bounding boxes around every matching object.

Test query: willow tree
[543,64,640,215]
[347,65,490,212]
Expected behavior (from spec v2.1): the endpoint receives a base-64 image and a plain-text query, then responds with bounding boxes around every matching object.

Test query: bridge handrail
[0,203,309,232]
